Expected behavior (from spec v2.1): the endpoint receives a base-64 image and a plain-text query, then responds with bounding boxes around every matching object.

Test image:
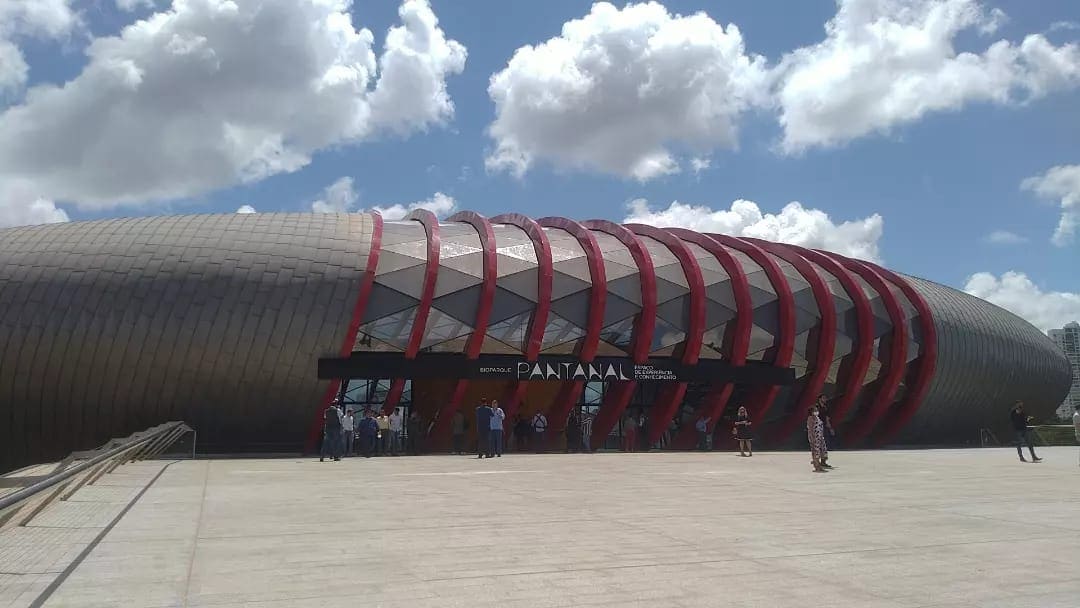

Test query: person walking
[406,411,421,455]
[532,409,548,453]
[734,406,753,457]
[388,408,403,456]
[489,400,506,457]
[807,405,827,472]
[566,411,581,453]
[695,415,711,451]
[622,413,637,452]
[816,397,835,467]
[320,403,343,462]
[476,399,493,458]
[1073,404,1080,467]
[341,408,355,457]
[451,410,467,455]
[1010,401,1042,462]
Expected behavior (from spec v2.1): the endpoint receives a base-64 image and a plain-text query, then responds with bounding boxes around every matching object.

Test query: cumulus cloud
[0,179,70,228]
[775,0,1080,152]
[0,0,80,97]
[624,198,884,261]
[486,1,770,181]
[1021,164,1080,246]
[0,0,466,209]
[983,230,1027,245]
[311,177,360,214]
[964,271,1080,331]
[235,204,256,214]
[373,192,456,220]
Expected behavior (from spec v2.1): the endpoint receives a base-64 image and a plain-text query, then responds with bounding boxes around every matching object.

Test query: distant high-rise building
[1049,321,1080,420]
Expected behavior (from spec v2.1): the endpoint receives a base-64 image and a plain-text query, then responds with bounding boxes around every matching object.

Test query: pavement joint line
[182,460,211,608]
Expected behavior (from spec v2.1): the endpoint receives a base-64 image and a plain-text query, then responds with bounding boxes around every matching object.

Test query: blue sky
[1,0,1078,328]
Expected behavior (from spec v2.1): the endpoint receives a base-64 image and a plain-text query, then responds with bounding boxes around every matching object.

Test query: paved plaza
[2,448,1079,607]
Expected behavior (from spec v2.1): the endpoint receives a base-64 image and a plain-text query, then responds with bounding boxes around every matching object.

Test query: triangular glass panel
[488,287,536,324]
[607,274,643,306]
[497,268,540,302]
[360,283,418,324]
[431,267,483,298]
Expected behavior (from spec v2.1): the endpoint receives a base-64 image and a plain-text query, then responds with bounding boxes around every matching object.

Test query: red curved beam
[781,244,873,429]
[423,212,498,446]
[706,234,796,434]
[381,209,440,414]
[816,252,907,446]
[624,224,706,447]
[745,239,837,443]
[488,213,554,429]
[864,263,937,446]
[537,217,607,444]
[666,228,754,450]
[582,220,656,451]
[305,212,384,451]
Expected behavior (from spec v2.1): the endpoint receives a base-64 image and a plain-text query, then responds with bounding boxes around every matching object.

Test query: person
[388,408,403,456]
[358,410,379,458]
[734,406,753,457]
[807,405,827,472]
[622,413,637,452]
[451,410,467,455]
[566,411,581,453]
[637,411,648,451]
[475,399,493,458]
[532,409,548,452]
[375,411,390,456]
[320,403,343,462]
[489,400,505,457]
[1010,401,1041,462]
[816,397,834,467]
[695,415,711,451]
[406,411,421,455]
[1073,404,1080,467]
[514,415,531,452]
[341,408,355,457]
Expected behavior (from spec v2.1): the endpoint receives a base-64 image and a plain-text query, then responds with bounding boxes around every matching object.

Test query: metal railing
[0,421,194,531]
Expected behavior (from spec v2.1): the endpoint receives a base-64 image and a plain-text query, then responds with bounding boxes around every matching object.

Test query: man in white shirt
[1073,404,1080,467]
[389,408,403,456]
[532,410,548,453]
[342,409,355,457]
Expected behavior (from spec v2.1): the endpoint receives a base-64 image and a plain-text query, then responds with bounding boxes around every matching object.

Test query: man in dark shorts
[1010,401,1042,462]
[475,398,493,459]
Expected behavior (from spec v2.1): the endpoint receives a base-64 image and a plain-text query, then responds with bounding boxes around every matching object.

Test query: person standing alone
[807,405,827,472]
[476,399,493,458]
[321,403,343,462]
[532,409,548,453]
[1010,401,1042,462]
[489,400,506,457]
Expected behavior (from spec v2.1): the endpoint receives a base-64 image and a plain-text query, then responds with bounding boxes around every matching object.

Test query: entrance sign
[318,353,794,386]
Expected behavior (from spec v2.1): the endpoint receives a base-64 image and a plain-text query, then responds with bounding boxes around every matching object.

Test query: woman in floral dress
[807,405,827,472]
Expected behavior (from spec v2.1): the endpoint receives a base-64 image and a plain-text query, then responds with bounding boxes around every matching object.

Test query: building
[0,212,1071,472]
[1049,322,1080,420]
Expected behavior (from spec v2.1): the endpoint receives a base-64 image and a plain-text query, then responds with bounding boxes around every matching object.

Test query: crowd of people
[317,396,1080,471]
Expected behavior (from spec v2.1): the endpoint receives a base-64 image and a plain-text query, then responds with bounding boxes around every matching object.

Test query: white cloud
[373,191,456,220]
[485,1,770,181]
[0,0,80,97]
[311,177,359,214]
[1021,164,1080,246]
[775,0,1080,152]
[116,0,155,11]
[0,179,70,228]
[0,0,465,208]
[964,271,1080,331]
[624,198,884,262]
[984,230,1027,245]
[236,204,256,214]
[690,157,711,174]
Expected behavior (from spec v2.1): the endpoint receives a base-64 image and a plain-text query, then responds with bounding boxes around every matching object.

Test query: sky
[1,0,1078,331]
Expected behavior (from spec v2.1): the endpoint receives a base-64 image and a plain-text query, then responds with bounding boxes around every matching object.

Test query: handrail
[0,421,193,527]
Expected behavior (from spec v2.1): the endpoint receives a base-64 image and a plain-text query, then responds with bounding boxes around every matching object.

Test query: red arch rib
[744,239,837,444]
[666,228,754,450]
[305,212,384,451]
[816,252,907,446]
[706,234,796,433]
[424,212,498,447]
[537,217,607,443]
[624,224,706,447]
[381,209,440,414]
[780,244,873,430]
[581,220,656,451]
[488,213,553,430]
[864,263,937,446]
